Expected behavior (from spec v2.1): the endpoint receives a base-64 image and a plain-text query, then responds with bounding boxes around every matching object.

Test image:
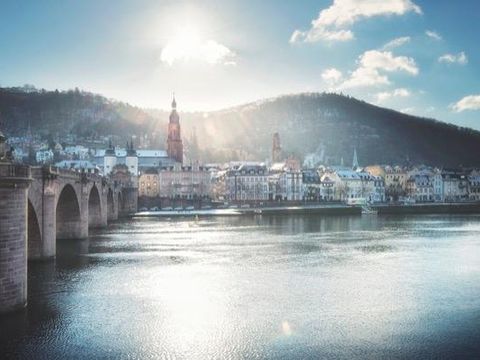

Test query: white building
[225,162,269,202]
[269,162,303,201]
[64,145,90,160]
[328,168,365,203]
[35,149,54,164]
[94,146,174,175]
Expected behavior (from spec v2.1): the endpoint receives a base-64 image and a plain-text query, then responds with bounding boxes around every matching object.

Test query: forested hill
[1,86,479,167]
[184,93,480,167]
[0,86,164,141]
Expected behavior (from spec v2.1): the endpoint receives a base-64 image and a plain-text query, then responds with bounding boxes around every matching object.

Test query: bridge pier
[119,187,138,217]
[0,164,31,314]
[38,190,56,259]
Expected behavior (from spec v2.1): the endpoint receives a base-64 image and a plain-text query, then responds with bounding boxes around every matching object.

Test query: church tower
[272,132,282,163]
[166,95,183,164]
[104,139,117,175]
[125,138,138,176]
[352,147,359,169]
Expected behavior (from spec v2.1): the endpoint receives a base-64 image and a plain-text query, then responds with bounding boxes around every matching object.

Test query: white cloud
[438,51,468,65]
[382,36,410,50]
[451,95,480,112]
[322,68,343,85]
[290,0,421,43]
[425,30,442,41]
[376,88,411,102]
[160,38,235,66]
[338,50,418,89]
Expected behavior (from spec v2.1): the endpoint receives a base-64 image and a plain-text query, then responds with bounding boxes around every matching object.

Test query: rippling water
[1,214,480,359]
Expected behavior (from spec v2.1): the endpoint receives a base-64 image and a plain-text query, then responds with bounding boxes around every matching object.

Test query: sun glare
[160,25,235,66]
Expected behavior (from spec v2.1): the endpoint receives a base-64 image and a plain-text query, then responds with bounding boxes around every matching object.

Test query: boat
[253,209,263,215]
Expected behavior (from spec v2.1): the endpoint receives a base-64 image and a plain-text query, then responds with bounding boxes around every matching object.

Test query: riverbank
[133,202,480,218]
[134,204,360,217]
[373,202,480,214]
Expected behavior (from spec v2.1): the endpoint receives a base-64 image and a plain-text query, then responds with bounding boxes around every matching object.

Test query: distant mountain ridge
[1,86,480,167]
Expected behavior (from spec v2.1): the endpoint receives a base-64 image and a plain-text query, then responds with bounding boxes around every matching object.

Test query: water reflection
[1,214,480,359]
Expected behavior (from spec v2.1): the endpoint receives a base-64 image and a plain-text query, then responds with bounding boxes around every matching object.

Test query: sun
[160,25,235,67]
[160,26,204,65]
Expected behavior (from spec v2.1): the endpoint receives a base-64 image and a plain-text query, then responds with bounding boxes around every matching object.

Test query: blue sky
[0,0,479,129]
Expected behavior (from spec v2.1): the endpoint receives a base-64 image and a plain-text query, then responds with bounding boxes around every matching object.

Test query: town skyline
[1,0,480,130]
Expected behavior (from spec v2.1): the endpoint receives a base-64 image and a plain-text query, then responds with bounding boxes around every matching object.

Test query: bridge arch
[27,199,42,260]
[56,183,82,239]
[88,184,103,228]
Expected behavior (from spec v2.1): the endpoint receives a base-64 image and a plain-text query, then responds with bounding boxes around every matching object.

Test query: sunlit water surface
[1,215,480,359]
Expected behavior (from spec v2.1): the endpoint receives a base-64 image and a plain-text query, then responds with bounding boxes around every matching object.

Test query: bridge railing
[29,165,137,190]
[0,163,31,178]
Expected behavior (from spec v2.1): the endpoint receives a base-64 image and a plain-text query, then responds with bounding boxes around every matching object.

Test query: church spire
[171,93,176,110]
[352,147,359,169]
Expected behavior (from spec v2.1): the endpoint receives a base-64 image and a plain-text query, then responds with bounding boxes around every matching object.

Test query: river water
[1,214,480,359]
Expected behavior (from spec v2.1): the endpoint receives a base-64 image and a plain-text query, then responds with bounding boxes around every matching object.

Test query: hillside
[183,93,480,167]
[0,86,166,146]
[1,86,479,167]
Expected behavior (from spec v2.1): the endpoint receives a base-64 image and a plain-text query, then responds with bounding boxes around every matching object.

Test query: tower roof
[169,95,180,123]
[352,147,359,169]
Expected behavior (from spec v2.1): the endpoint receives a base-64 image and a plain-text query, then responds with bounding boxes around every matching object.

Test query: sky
[0,0,479,129]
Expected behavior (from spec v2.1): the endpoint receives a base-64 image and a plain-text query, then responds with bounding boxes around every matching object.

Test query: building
[319,174,336,201]
[64,145,90,160]
[442,170,468,201]
[35,149,54,164]
[157,162,211,199]
[225,162,269,202]
[319,166,385,204]
[302,169,322,201]
[166,95,183,163]
[211,169,228,202]
[139,169,160,198]
[366,165,408,202]
[94,146,175,175]
[432,169,443,201]
[327,168,364,203]
[468,171,480,200]
[269,162,303,201]
[406,173,434,202]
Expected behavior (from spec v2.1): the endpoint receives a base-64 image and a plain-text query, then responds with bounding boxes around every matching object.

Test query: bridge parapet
[0,163,31,182]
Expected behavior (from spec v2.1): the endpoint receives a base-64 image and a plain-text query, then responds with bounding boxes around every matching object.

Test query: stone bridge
[0,163,138,313]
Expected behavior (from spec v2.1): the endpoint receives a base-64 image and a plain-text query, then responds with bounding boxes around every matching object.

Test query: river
[1,214,480,359]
